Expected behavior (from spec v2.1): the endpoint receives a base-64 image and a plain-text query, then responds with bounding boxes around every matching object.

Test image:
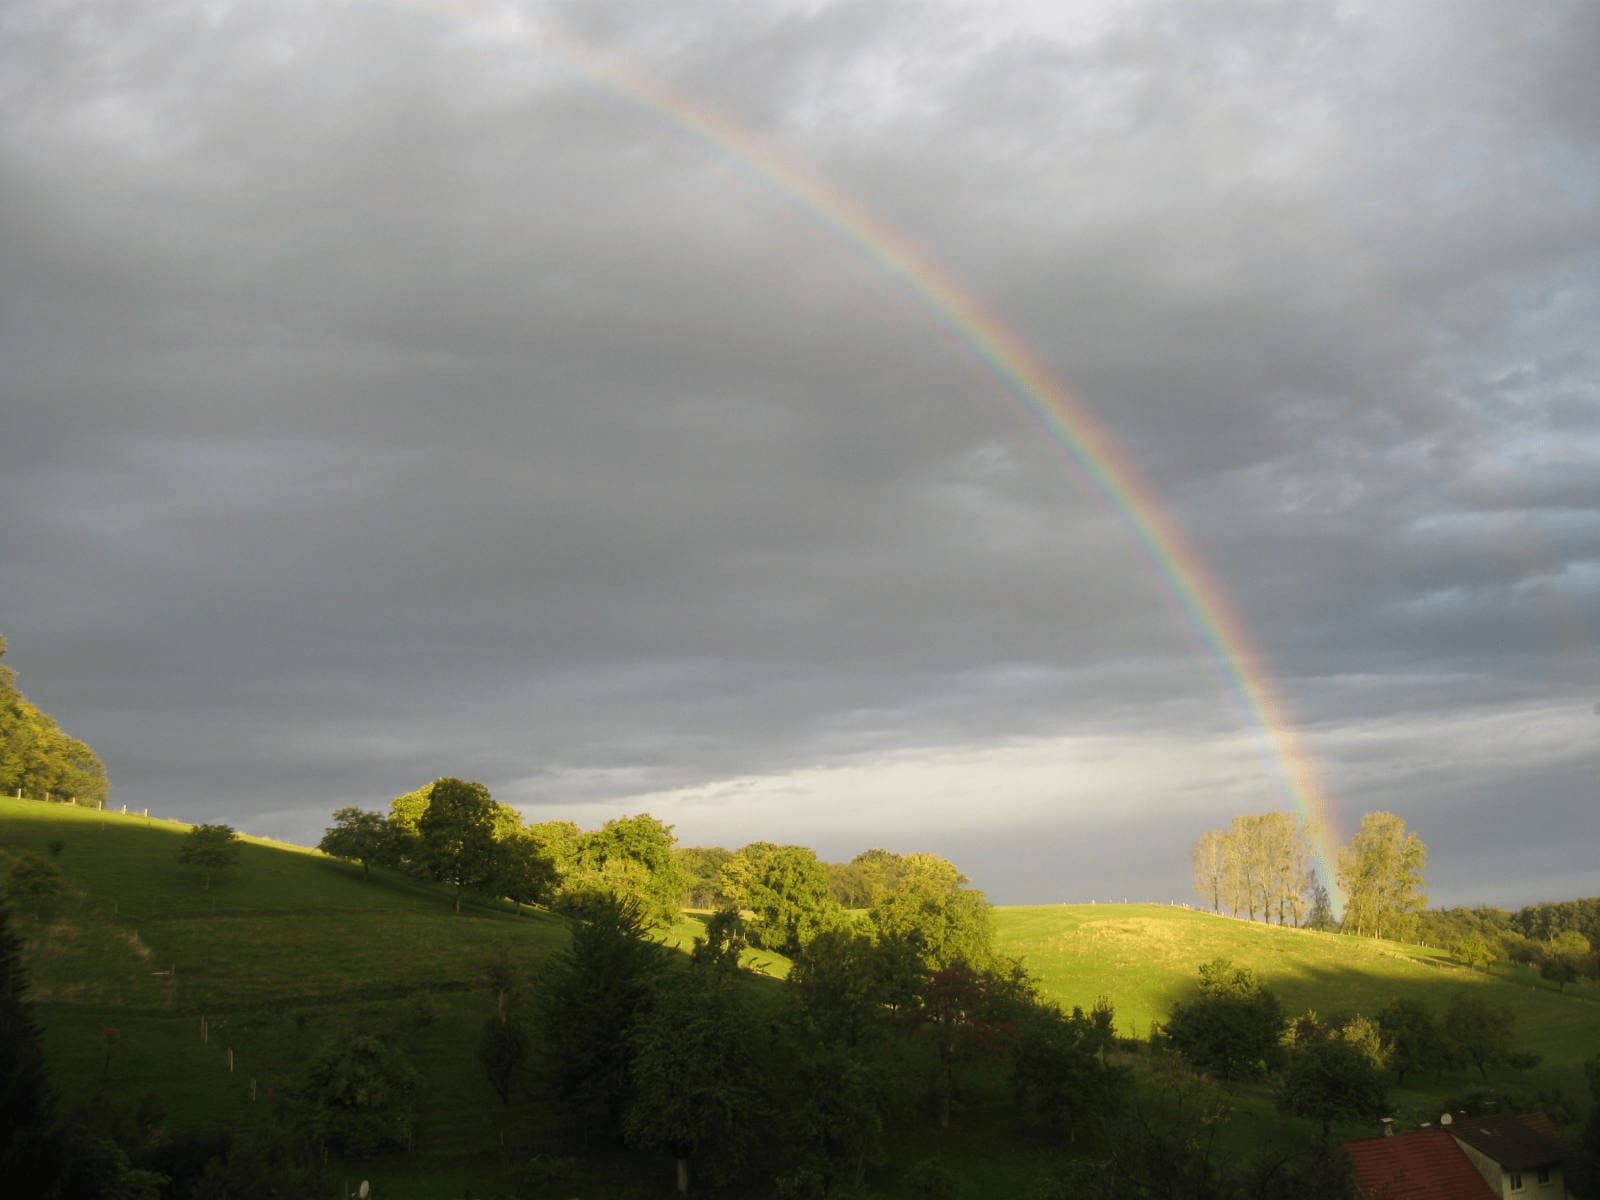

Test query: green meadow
[5,796,1599,1197]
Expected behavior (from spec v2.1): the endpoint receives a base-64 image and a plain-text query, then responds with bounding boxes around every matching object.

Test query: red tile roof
[1346,1130,1498,1200]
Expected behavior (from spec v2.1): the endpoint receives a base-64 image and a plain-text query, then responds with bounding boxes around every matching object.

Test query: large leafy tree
[1337,811,1427,939]
[496,829,559,910]
[1443,996,1515,1080]
[1012,1001,1127,1142]
[625,966,769,1195]
[719,842,842,955]
[384,782,435,875]
[1539,930,1592,993]
[918,961,1036,1130]
[288,1035,420,1157]
[1278,1036,1388,1138]
[1377,997,1448,1085]
[789,928,922,1048]
[1163,959,1285,1082]
[316,807,391,880]
[416,778,505,914]
[563,814,685,927]
[0,633,109,808]
[869,851,993,971]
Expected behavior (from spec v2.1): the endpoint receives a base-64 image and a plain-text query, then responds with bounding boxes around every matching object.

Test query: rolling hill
[5,796,1598,1196]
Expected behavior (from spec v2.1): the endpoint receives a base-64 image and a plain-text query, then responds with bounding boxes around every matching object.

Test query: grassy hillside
[0,798,602,1196]
[997,902,1600,1125]
[6,798,1598,1195]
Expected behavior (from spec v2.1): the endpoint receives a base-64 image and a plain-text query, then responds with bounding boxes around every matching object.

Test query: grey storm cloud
[2,0,1596,905]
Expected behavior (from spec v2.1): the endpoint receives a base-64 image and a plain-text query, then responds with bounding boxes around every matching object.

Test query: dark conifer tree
[0,894,68,1193]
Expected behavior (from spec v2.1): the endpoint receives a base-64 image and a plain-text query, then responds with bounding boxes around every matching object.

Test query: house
[1346,1113,1573,1200]
[1449,1114,1571,1199]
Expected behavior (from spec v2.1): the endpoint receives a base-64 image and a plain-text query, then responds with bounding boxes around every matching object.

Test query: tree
[625,967,768,1195]
[1193,813,1317,924]
[1260,811,1314,926]
[416,778,502,914]
[1539,930,1591,993]
[689,908,747,976]
[869,851,993,971]
[1278,1037,1388,1138]
[674,845,732,908]
[1337,812,1427,940]
[0,633,109,808]
[718,842,842,955]
[385,782,435,874]
[534,893,667,1137]
[1377,997,1448,1085]
[789,928,918,1049]
[1451,936,1497,970]
[562,814,685,927]
[848,848,908,907]
[1443,996,1515,1081]
[1192,829,1226,913]
[1304,873,1337,932]
[477,1016,528,1108]
[918,962,1031,1129]
[1162,959,1285,1082]
[316,807,390,881]
[288,1035,419,1156]
[0,895,69,1193]
[177,824,240,890]
[773,1034,889,1196]
[1012,1002,1127,1141]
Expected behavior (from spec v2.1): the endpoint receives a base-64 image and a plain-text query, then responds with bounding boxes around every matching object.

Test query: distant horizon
[14,791,1585,919]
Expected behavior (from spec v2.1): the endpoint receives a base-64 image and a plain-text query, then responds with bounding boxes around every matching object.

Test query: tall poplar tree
[1191,829,1226,913]
[1337,812,1427,939]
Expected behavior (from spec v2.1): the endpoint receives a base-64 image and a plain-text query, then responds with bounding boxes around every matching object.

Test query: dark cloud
[2,0,1595,906]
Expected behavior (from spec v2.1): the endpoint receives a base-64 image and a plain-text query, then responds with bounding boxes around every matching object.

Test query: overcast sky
[3,0,1597,909]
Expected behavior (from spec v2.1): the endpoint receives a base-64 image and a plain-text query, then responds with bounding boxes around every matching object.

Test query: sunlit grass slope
[0,798,580,1196]
[0,796,796,1199]
[996,902,1600,1107]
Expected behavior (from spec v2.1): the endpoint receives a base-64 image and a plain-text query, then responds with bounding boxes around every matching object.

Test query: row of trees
[1190,810,1429,940]
[1418,905,1598,988]
[0,633,108,809]
[1191,812,1323,926]
[318,780,686,919]
[319,783,996,969]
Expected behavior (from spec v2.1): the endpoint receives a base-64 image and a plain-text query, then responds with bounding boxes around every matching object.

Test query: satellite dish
[1441,1113,1453,1126]
[359,1184,370,1199]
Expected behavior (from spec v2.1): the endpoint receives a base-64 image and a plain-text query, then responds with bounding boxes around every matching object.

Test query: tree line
[317,779,997,970]
[1416,903,1598,989]
[1191,810,1427,939]
[0,633,108,809]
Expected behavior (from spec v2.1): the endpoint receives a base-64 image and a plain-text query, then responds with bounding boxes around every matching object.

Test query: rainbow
[380,0,1347,911]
